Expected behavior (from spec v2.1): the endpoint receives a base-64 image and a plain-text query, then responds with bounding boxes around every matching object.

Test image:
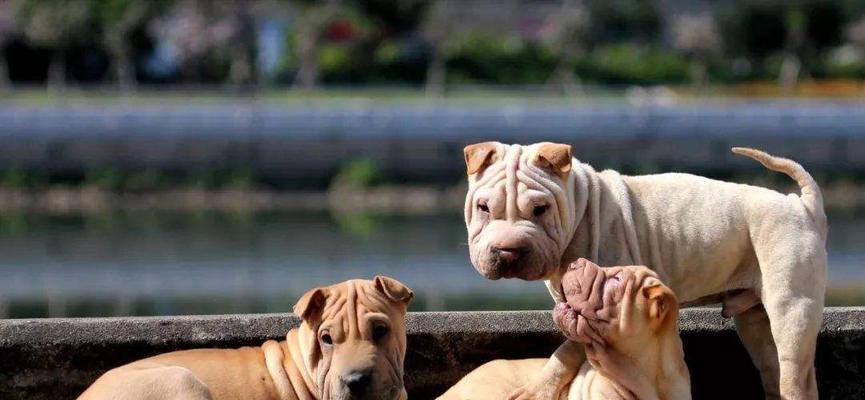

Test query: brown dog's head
[464,141,580,281]
[553,259,678,354]
[293,276,414,400]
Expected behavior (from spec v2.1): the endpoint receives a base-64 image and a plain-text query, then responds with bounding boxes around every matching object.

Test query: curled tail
[732,147,827,240]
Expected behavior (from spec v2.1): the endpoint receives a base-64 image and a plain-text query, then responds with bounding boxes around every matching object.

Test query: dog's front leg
[507,340,584,400]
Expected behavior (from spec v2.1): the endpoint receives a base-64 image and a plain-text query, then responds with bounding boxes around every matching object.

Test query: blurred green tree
[15,0,91,90]
[847,14,865,51]
[0,0,17,89]
[228,0,257,88]
[419,0,455,96]
[544,0,590,95]
[673,13,722,89]
[91,0,156,90]
[779,6,806,91]
[149,0,257,86]
[289,0,347,89]
[420,0,524,95]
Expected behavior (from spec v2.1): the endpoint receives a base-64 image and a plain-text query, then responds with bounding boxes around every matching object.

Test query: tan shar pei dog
[463,142,827,400]
[440,259,690,400]
[78,276,414,400]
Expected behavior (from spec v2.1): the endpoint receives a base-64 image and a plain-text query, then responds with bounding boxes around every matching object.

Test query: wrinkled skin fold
[553,259,627,347]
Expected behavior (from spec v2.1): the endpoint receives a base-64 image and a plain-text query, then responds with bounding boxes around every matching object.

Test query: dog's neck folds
[580,332,690,400]
[278,330,318,400]
[549,165,644,293]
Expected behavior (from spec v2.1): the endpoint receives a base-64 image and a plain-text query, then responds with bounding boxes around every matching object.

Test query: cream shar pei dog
[463,141,827,400]
[441,259,690,400]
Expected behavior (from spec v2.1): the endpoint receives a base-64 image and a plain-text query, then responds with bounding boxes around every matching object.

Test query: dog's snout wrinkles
[343,369,372,395]
[553,259,625,345]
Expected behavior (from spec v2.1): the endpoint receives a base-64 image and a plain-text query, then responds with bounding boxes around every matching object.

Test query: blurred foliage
[331,159,383,188]
[334,212,378,238]
[4,0,865,88]
[187,168,260,190]
[580,44,689,84]
[0,168,46,188]
[85,167,125,191]
[448,35,556,84]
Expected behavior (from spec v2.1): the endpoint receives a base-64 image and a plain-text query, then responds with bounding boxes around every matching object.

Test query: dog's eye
[533,205,548,216]
[477,202,489,213]
[372,324,389,341]
[320,331,333,346]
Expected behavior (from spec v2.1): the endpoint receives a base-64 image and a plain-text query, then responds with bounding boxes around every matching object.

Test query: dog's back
[78,345,279,400]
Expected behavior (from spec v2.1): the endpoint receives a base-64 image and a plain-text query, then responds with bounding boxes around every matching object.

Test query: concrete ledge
[1,308,863,399]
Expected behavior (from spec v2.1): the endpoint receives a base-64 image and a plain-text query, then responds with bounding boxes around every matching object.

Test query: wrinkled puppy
[463,142,827,400]
[440,259,690,400]
[78,277,414,400]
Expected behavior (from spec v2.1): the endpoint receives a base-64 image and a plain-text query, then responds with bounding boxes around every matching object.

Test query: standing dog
[440,259,690,400]
[463,142,827,399]
[78,276,414,400]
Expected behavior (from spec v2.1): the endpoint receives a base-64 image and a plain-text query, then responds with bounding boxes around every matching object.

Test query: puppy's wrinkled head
[464,141,580,281]
[294,276,413,400]
[553,259,678,350]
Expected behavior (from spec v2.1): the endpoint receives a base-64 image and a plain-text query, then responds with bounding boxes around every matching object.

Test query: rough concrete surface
[1,308,863,399]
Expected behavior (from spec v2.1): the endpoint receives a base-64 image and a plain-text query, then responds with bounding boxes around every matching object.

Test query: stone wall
[1,308,863,399]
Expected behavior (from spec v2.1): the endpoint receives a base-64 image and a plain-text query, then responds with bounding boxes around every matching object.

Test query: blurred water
[0,209,862,318]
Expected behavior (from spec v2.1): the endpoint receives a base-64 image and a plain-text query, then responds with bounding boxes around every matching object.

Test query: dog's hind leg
[755,233,826,400]
[762,292,822,400]
[734,304,781,399]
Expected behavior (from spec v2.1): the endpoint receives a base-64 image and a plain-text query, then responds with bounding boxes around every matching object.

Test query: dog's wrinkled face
[553,259,678,353]
[464,141,579,280]
[293,276,413,400]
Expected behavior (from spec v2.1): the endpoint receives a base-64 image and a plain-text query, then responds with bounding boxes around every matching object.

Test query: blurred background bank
[0,0,864,317]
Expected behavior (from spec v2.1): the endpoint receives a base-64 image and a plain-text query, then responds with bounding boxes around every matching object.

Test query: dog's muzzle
[483,246,531,279]
[553,260,625,345]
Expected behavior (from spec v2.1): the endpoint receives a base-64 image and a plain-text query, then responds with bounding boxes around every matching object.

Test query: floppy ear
[464,142,500,175]
[293,287,328,322]
[533,142,572,177]
[642,284,678,324]
[374,276,414,305]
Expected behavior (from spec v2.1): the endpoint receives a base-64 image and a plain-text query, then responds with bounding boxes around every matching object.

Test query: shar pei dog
[78,276,414,400]
[463,141,827,400]
[441,259,690,400]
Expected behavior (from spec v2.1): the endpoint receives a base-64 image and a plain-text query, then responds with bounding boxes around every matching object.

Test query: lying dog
[77,276,414,400]
[440,259,690,400]
[463,142,827,399]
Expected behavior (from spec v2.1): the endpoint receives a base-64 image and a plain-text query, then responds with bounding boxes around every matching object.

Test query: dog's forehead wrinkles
[346,281,360,337]
[473,162,506,187]
[319,286,366,341]
[505,145,522,221]
[356,284,392,317]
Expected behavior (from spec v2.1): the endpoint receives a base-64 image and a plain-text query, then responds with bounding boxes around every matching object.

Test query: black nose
[493,246,525,262]
[343,369,372,395]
